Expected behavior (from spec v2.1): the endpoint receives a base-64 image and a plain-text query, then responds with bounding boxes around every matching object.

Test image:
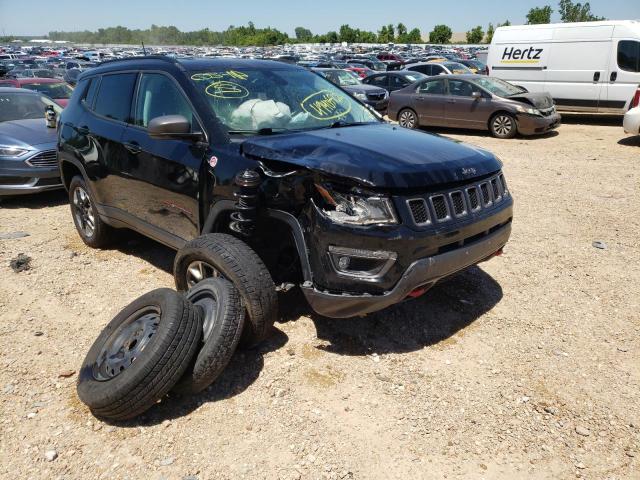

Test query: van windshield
[190,67,378,134]
[471,77,524,97]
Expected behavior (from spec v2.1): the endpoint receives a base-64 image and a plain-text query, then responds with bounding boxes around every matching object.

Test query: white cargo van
[487,21,640,113]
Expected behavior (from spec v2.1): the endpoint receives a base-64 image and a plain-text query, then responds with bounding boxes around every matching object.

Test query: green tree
[338,24,357,43]
[377,25,390,43]
[527,6,553,24]
[429,24,453,44]
[502,20,512,26]
[558,0,604,22]
[294,27,313,42]
[485,23,495,43]
[386,24,395,42]
[406,28,422,44]
[466,26,484,44]
[396,22,408,42]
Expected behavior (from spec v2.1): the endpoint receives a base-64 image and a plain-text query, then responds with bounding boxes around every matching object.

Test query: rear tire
[489,113,517,139]
[174,233,278,348]
[69,176,115,248]
[77,289,202,420]
[398,108,419,129]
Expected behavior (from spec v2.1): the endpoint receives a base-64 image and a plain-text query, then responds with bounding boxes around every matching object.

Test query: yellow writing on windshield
[191,70,249,81]
[205,80,249,99]
[301,90,351,120]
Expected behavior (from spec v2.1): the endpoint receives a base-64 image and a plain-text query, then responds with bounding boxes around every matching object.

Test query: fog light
[328,246,397,281]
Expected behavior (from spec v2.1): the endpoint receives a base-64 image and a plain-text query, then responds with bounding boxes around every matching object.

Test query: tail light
[631,87,640,108]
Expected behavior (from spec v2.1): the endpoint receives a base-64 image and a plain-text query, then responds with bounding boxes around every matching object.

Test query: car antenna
[142,42,147,55]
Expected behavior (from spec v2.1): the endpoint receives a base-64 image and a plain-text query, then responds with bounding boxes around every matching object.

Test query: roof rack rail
[96,55,181,66]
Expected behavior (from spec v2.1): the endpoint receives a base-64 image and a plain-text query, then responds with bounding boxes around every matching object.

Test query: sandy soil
[0,117,639,480]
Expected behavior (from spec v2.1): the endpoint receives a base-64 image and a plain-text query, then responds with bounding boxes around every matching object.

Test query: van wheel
[398,109,418,129]
[69,176,115,248]
[174,233,278,348]
[490,113,517,139]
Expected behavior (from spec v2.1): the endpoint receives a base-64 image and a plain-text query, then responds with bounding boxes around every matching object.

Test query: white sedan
[623,106,640,135]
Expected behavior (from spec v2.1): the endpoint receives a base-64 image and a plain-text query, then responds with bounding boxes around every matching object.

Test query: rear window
[618,40,640,73]
[93,73,137,122]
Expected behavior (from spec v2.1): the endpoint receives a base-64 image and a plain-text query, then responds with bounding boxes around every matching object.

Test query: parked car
[388,74,561,138]
[0,78,73,106]
[0,87,63,196]
[345,65,374,79]
[347,58,387,71]
[58,56,512,337]
[362,71,427,93]
[457,59,489,75]
[488,20,640,113]
[313,68,389,113]
[623,106,640,135]
[405,61,473,76]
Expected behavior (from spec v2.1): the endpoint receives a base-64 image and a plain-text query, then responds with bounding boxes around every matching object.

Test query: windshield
[190,67,378,134]
[22,82,74,99]
[443,62,473,74]
[471,77,523,97]
[403,72,426,83]
[0,93,62,122]
[321,70,360,87]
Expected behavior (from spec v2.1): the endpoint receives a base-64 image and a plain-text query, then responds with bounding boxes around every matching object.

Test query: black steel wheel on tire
[174,233,277,348]
[398,108,418,129]
[173,278,245,394]
[68,175,115,248]
[77,288,202,421]
[489,112,517,139]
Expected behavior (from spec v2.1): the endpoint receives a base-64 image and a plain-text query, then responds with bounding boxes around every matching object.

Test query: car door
[602,38,640,113]
[413,78,448,126]
[444,79,493,129]
[81,72,137,210]
[121,72,206,243]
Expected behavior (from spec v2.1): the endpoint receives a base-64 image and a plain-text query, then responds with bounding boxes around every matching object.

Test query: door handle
[610,71,617,82]
[447,99,456,104]
[124,142,141,154]
[416,96,425,100]
[593,72,600,82]
[76,125,89,135]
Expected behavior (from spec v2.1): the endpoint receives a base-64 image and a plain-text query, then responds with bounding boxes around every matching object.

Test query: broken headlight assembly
[314,184,398,226]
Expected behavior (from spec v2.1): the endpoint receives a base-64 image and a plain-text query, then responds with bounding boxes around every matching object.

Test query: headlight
[0,146,29,156]
[353,92,367,101]
[315,184,398,225]
[515,105,541,116]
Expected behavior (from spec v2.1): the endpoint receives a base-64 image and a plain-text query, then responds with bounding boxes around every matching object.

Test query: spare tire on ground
[173,233,278,349]
[77,288,202,421]
[173,278,245,394]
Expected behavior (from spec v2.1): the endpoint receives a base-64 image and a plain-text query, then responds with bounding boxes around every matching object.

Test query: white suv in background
[623,107,640,135]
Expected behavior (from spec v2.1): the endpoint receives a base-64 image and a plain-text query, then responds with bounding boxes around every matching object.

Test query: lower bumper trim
[302,223,511,318]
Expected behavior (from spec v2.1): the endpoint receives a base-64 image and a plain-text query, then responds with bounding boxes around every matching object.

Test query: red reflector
[408,287,428,298]
[494,248,504,257]
[632,88,640,108]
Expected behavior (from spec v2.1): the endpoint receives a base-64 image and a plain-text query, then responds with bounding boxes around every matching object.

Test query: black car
[58,56,512,344]
[0,87,63,196]
[312,68,389,113]
[362,71,427,93]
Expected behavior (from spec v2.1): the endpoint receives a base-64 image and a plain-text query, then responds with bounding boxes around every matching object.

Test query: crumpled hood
[0,118,58,148]
[242,123,502,188]
[509,92,554,109]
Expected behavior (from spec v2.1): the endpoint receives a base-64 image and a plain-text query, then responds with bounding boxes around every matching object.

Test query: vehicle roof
[13,78,65,85]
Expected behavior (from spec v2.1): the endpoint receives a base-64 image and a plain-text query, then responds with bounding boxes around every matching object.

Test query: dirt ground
[1,117,639,480]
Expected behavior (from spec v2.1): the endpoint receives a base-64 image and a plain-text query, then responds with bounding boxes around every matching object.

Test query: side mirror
[148,115,199,140]
[471,91,482,100]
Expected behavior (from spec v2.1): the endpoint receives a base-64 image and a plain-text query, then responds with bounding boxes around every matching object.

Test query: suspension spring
[229,169,261,237]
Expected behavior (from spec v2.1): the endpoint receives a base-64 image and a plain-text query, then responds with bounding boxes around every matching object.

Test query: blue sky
[0,0,638,36]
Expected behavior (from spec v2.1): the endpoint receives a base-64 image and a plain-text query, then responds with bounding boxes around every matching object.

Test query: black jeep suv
[58,56,513,345]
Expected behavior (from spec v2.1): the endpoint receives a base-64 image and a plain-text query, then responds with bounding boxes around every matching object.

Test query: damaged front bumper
[302,221,510,318]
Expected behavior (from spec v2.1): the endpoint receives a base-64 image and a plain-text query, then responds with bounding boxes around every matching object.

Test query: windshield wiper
[227,127,290,135]
[329,120,376,129]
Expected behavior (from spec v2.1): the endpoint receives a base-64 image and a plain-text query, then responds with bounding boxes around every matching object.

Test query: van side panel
[602,24,640,112]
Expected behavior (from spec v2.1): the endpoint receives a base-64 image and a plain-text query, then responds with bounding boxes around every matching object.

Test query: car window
[410,64,431,75]
[417,79,445,95]
[431,64,444,75]
[134,73,194,128]
[366,75,388,88]
[83,77,100,108]
[448,80,481,97]
[93,73,137,122]
[618,40,640,73]
[22,82,74,99]
[391,75,409,88]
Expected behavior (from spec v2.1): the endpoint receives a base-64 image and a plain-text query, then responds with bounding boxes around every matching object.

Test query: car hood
[0,118,58,148]
[508,92,554,109]
[241,123,502,188]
